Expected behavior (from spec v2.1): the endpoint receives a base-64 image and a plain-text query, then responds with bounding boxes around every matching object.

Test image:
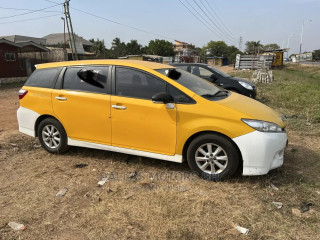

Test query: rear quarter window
[25,67,62,88]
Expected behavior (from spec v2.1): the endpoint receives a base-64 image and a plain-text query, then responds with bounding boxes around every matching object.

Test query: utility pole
[64,0,78,60]
[299,19,312,63]
[61,17,66,50]
[286,34,293,59]
[238,36,243,51]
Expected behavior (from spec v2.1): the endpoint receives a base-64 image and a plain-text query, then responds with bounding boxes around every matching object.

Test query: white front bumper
[233,130,288,176]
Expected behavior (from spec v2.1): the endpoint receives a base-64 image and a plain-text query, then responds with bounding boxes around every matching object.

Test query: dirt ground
[0,83,320,240]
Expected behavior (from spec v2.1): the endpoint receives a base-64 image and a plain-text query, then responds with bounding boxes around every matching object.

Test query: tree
[90,38,107,58]
[147,39,175,56]
[226,45,242,64]
[263,43,280,51]
[313,49,320,61]
[245,41,263,54]
[204,41,229,57]
[110,37,127,58]
[126,40,143,55]
[201,41,242,63]
[196,47,206,62]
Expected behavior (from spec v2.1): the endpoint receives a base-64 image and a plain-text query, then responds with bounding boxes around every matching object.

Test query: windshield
[207,65,230,78]
[156,68,221,97]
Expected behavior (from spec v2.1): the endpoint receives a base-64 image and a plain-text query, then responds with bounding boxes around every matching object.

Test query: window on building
[5,53,16,62]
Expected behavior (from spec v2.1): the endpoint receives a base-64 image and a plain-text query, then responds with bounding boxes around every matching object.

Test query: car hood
[218,92,285,128]
[229,77,254,86]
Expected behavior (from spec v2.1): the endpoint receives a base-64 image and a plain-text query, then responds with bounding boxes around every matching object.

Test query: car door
[111,66,176,155]
[52,66,111,144]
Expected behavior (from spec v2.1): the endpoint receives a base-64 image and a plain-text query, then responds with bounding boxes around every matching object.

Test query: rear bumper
[233,130,287,175]
[17,107,39,137]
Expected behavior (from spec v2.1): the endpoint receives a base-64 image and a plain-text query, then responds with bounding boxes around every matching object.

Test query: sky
[0,0,319,55]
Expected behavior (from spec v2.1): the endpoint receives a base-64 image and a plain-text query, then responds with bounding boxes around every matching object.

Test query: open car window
[156,68,220,98]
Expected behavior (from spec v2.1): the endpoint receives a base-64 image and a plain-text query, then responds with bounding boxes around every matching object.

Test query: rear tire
[187,134,240,181]
[38,118,69,154]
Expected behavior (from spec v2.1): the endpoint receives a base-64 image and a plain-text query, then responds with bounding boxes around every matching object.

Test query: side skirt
[68,138,183,163]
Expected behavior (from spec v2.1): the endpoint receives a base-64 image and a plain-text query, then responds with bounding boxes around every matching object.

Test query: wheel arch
[34,115,63,137]
[182,130,243,174]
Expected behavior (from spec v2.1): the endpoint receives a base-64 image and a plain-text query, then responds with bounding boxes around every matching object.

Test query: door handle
[112,105,127,110]
[55,96,67,101]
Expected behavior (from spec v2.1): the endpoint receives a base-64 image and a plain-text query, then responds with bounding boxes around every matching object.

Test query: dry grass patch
[1,65,320,239]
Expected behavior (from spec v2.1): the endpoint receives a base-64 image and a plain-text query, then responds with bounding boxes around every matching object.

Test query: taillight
[19,89,28,100]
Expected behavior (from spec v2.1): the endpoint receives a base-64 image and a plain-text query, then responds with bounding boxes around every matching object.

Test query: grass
[231,65,320,135]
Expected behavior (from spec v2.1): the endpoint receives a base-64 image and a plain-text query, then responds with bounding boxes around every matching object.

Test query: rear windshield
[25,67,62,88]
[156,68,220,97]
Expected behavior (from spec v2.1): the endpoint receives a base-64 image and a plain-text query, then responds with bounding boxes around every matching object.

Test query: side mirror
[210,74,218,82]
[77,69,104,88]
[152,92,174,104]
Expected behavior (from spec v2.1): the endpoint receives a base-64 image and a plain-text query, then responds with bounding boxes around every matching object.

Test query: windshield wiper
[201,90,229,98]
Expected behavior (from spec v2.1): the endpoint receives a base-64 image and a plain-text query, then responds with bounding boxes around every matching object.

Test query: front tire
[187,134,240,181]
[38,118,69,154]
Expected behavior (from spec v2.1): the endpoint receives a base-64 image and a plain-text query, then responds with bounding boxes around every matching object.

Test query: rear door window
[25,67,62,88]
[115,67,166,100]
[198,67,213,78]
[177,65,188,71]
[63,66,108,94]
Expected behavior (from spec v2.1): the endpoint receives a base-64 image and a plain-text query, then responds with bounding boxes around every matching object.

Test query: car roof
[170,63,209,66]
[37,59,173,70]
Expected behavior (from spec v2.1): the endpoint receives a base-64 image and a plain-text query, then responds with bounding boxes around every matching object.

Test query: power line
[182,0,226,41]
[70,7,176,41]
[199,0,238,41]
[178,0,234,45]
[203,0,239,39]
[45,0,62,4]
[0,13,63,24]
[0,3,63,20]
[192,0,236,43]
[0,6,61,13]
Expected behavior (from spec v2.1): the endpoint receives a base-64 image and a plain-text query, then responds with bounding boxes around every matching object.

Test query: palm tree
[245,41,263,55]
[91,39,107,59]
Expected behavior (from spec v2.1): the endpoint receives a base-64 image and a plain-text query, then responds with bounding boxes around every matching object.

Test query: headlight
[238,81,253,90]
[242,119,284,132]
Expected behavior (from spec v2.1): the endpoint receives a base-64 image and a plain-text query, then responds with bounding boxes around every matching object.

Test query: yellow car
[17,60,287,180]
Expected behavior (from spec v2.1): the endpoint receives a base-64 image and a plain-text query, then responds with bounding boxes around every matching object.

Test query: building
[0,35,46,45]
[262,49,289,67]
[234,49,289,70]
[293,52,313,62]
[173,40,200,63]
[0,38,26,78]
[207,57,229,66]
[43,33,93,52]
[0,38,49,79]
